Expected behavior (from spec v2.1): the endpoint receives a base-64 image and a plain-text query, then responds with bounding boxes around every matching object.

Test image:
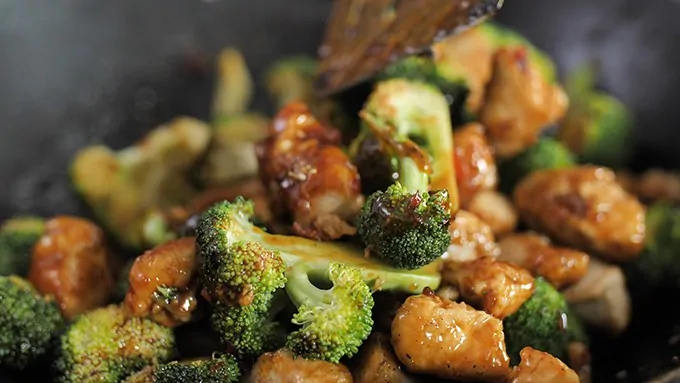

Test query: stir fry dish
[2,20,679,383]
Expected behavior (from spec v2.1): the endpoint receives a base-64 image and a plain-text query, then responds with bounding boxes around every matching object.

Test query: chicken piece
[441,257,535,319]
[467,190,518,237]
[435,284,460,302]
[391,292,510,381]
[353,333,414,383]
[249,349,353,383]
[432,26,496,114]
[562,257,631,334]
[507,347,579,383]
[621,169,680,204]
[123,237,200,327]
[480,47,569,158]
[514,166,646,262]
[498,233,590,289]
[28,216,115,320]
[256,102,365,240]
[453,123,498,207]
[445,210,500,262]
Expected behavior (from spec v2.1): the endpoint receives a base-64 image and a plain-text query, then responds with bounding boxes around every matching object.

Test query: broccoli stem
[399,157,429,193]
[285,263,330,309]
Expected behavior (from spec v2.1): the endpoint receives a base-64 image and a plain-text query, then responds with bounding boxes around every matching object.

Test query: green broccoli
[627,202,680,289]
[498,138,577,194]
[0,276,64,370]
[503,277,587,365]
[357,183,451,270]
[54,305,175,383]
[211,48,254,119]
[378,56,471,124]
[557,63,634,168]
[351,79,456,269]
[0,216,45,276]
[124,354,241,383]
[70,117,211,250]
[285,262,374,363]
[264,55,318,109]
[196,198,441,361]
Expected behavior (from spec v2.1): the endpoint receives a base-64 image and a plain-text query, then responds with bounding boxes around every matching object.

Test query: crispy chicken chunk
[445,210,500,262]
[514,166,646,262]
[391,292,510,381]
[619,169,680,204]
[562,257,631,334]
[123,237,200,327]
[256,102,364,240]
[507,347,579,383]
[453,123,498,207]
[467,190,518,237]
[441,257,535,319]
[28,216,115,320]
[480,47,569,158]
[249,349,353,383]
[498,233,590,289]
[353,333,414,383]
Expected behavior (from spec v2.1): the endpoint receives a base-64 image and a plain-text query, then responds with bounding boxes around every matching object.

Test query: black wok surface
[2,0,680,381]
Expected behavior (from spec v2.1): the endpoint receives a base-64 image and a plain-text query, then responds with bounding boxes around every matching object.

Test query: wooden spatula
[315,0,505,96]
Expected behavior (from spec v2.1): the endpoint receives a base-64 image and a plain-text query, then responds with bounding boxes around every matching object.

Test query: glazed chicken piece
[29,216,115,320]
[391,291,510,381]
[432,26,496,114]
[467,190,519,237]
[453,123,498,207]
[480,47,569,158]
[507,347,579,383]
[353,333,414,383]
[562,257,631,334]
[446,210,500,262]
[256,102,365,240]
[441,257,535,319]
[123,237,200,327]
[249,349,354,383]
[514,166,646,262]
[498,233,590,290]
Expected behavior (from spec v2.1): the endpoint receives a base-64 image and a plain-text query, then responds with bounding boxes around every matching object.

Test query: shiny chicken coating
[441,257,535,319]
[453,123,498,207]
[391,292,510,381]
[507,347,579,383]
[467,190,518,237]
[28,216,115,320]
[249,348,354,383]
[256,102,364,240]
[480,47,569,158]
[124,237,200,327]
[498,233,590,290]
[445,210,500,263]
[514,166,646,262]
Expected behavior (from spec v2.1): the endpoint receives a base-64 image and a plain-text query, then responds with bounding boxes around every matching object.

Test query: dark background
[2,0,680,381]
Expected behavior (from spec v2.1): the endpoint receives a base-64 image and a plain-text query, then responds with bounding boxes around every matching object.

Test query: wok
[1,0,680,381]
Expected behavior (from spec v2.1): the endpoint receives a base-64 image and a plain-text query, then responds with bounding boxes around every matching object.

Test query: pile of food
[2,21,680,383]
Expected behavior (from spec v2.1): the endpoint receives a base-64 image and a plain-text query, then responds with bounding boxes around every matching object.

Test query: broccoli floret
[211,48,254,119]
[557,63,634,168]
[352,79,456,268]
[264,55,318,109]
[285,262,374,363]
[0,217,45,276]
[357,183,451,269]
[627,202,680,289]
[70,117,211,250]
[498,138,577,194]
[54,305,175,383]
[378,56,471,124]
[124,354,241,383]
[196,199,441,360]
[0,276,64,370]
[503,277,587,365]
